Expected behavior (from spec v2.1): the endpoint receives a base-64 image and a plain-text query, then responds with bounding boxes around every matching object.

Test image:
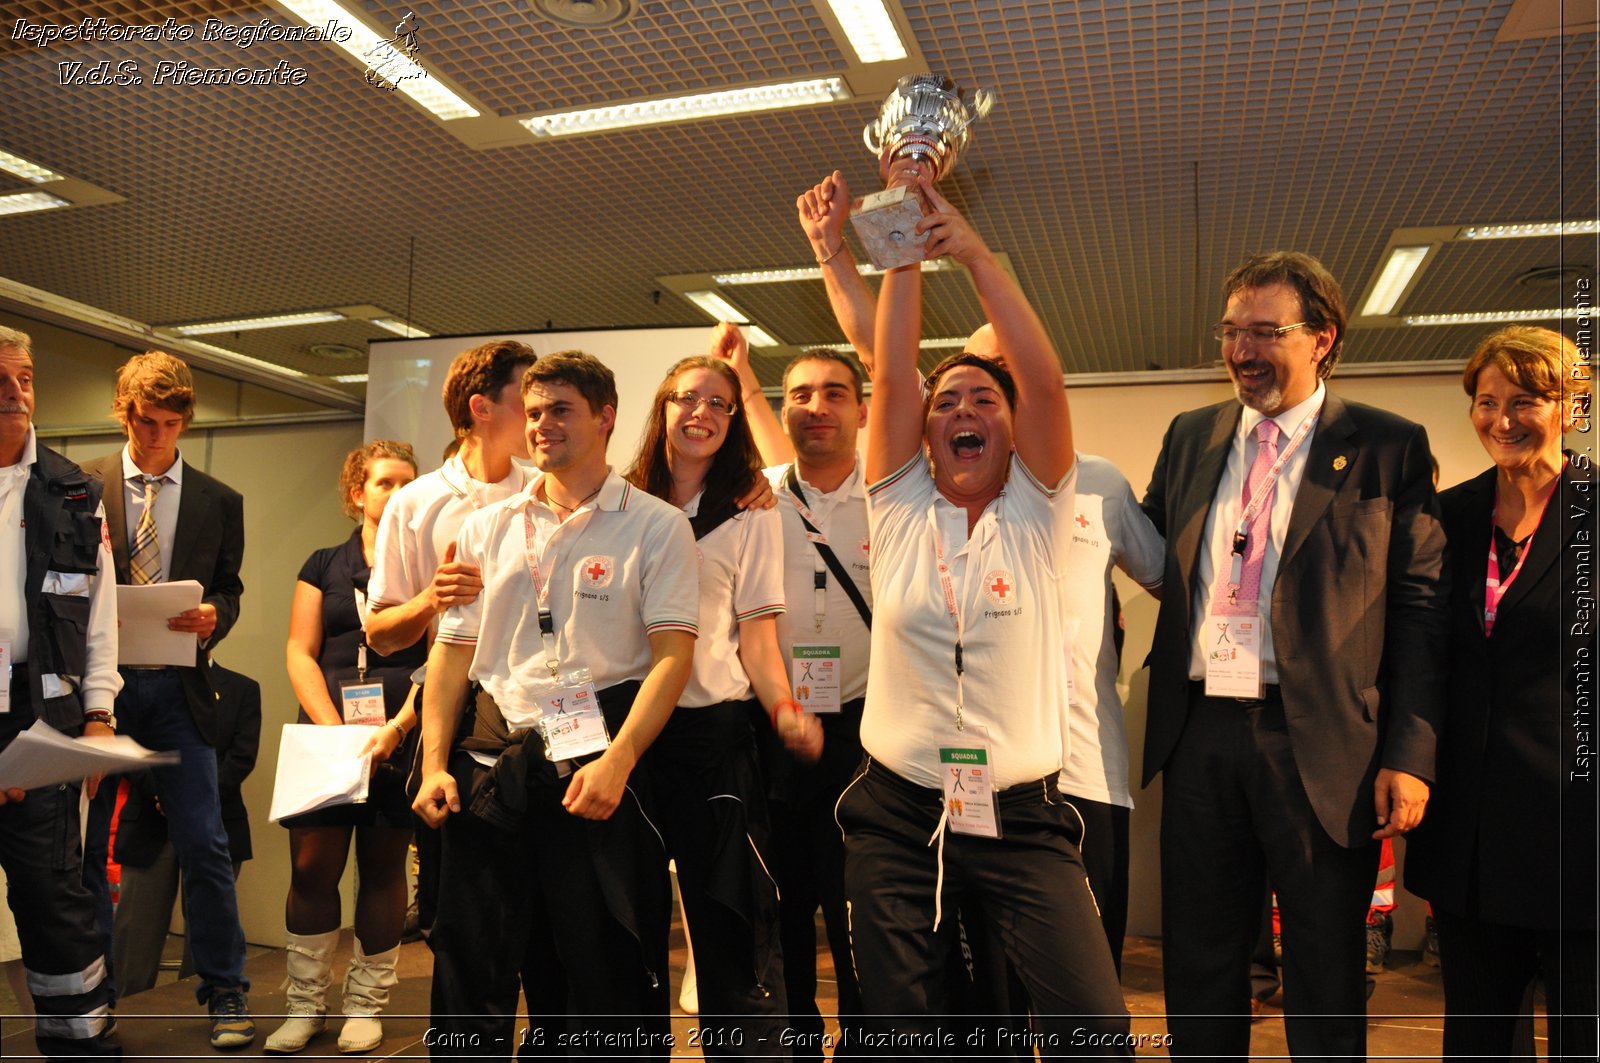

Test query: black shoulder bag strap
[785,466,872,630]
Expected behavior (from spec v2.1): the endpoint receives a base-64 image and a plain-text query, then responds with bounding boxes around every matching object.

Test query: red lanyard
[1484,466,1562,636]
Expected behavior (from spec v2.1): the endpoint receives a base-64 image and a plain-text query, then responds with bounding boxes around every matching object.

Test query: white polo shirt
[437,469,699,721]
[862,451,1076,790]
[764,460,873,704]
[678,498,785,708]
[369,455,527,615]
[1056,454,1164,809]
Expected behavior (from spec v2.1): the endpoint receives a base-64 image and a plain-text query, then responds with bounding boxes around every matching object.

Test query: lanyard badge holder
[341,586,385,725]
[521,509,608,773]
[529,610,609,771]
[932,531,999,838]
[1205,412,1317,700]
[785,469,873,714]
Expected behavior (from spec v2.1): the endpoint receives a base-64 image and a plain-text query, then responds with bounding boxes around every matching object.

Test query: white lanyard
[1228,405,1320,584]
[786,468,837,633]
[932,521,973,731]
[352,585,370,680]
[522,507,560,677]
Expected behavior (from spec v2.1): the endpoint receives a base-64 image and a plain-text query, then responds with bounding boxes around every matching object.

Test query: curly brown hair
[339,440,418,521]
[1463,325,1590,431]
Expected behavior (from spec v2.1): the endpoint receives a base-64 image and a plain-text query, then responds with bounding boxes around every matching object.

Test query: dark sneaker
[1365,910,1393,974]
[1423,915,1441,967]
[208,987,256,1050]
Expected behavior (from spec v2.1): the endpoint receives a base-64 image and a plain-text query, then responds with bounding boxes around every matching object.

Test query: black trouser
[1160,689,1376,1062]
[648,701,789,1061]
[1,709,121,1057]
[1435,906,1598,1061]
[758,700,864,1063]
[1058,793,1130,974]
[837,758,1131,1060]
[428,687,671,1060]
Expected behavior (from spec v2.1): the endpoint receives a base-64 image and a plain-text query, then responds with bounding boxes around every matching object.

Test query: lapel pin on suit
[1332,455,1348,471]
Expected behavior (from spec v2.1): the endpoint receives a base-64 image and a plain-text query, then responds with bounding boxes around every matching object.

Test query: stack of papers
[0,719,179,791]
[268,724,375,822]
[116,580,204,666]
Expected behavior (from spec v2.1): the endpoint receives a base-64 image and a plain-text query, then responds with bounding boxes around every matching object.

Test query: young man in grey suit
[1140,252,1447,1060]
[81,351,254,1050]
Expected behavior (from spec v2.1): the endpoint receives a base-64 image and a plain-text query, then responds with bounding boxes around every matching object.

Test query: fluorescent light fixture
[371,317,430,337]
[1403,308,1585,326]
[683,290,750,323]
[274,0,480,120]
[826,0,908,63]
[1361,246,1431,316]
[0,150,62,184]
[0,191,69,216]
[185,340,309,378]
[714,258,955,286]
[1460,220,1600,240]
[175,310,346,335]
[331,373,370,384]
[744,326,780,348]
[521,78,847,138]
[802,336,970,351]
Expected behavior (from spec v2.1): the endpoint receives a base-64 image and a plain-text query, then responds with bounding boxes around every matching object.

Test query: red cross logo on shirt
[1075,513,1091,529]
[579,555,615,589]
[981,569,1017,608]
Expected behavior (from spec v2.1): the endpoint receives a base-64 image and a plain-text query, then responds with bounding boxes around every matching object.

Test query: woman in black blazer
[1405,325,1596,1060]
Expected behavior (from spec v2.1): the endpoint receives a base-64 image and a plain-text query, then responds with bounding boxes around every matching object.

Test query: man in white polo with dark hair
[412,350,698,1058]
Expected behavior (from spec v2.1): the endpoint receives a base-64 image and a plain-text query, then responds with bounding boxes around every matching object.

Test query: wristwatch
[84,709,117,733]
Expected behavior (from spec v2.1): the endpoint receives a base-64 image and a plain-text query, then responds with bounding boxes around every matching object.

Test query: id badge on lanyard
[529,666,610,764]
[1204,614,1264,699]
[930,521,1000,836]
[790,643,841,714]
[939,726,999,838]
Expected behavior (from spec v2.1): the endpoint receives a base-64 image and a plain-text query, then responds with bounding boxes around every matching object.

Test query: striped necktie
[130,475,164,585]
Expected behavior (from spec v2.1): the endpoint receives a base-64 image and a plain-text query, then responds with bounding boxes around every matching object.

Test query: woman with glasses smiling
[625,355,823,1058]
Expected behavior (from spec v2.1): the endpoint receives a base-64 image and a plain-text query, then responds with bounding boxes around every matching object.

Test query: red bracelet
[770,698,802,728]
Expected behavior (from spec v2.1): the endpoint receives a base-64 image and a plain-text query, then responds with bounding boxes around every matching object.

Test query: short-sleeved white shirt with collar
[677,496,785,708]
[1056,454,1165,809]
[862,451,1077,790]
[764,460,873,704]
[436,469,699,721]
[368,455,528,615]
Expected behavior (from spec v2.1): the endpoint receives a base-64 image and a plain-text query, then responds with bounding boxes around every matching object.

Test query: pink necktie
[1219,420,1280,615]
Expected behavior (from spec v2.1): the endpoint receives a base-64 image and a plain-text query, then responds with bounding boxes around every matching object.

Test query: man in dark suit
[1141,252,1447,1059]
[81,351,254,1050]
[112,657,261,996]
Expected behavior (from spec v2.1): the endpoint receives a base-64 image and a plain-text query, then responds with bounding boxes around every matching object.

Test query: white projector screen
[364,326,714,473]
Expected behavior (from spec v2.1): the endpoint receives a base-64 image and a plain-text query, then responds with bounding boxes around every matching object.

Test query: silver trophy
[849,75,994,270]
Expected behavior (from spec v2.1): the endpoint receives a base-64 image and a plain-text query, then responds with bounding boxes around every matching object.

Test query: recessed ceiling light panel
[826,0,909,63]
[0,191,68,216]
[0,150,62,184]
[521,78,848,138]
[1403,308,1582,326]
[174,310,346,335]
[683,290,750,323]
[1460,220,1600,240]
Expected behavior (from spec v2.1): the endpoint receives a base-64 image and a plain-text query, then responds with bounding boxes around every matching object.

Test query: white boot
[337,941,400,1054]
[264,930,338,1053]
